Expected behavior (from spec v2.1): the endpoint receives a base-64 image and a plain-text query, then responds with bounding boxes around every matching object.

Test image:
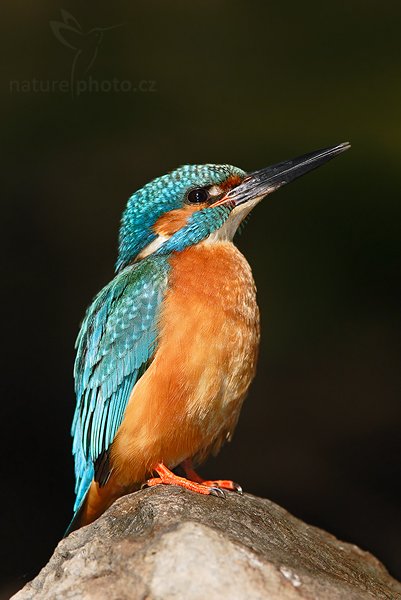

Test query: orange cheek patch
[153,205,204,236]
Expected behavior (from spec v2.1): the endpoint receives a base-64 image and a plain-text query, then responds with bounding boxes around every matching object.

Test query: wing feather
[72,256,170,511]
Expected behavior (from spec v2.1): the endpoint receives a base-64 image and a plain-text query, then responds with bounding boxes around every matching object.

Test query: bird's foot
[143,463,226,497]
[181,459,243,494]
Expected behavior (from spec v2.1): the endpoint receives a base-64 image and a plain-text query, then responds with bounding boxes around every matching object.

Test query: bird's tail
[64,498,87,537]
[64,479,124,537]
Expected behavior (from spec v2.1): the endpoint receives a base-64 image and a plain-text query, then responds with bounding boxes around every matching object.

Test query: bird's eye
[187,188,209,204]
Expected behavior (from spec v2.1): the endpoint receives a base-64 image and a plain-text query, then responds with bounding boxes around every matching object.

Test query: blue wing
[72,256,170,512]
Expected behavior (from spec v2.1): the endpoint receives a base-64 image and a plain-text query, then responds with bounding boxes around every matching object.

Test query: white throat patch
[206,197,262,243]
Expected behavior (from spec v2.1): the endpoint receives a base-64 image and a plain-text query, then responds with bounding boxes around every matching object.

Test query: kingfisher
[66,143,350,535]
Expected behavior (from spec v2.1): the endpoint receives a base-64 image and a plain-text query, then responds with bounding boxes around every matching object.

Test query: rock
[13,486,401,600]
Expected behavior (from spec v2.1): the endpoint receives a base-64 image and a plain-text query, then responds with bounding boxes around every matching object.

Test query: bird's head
[116,143,350,271]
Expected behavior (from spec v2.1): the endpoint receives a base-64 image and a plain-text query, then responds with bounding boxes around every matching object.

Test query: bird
[66,142,350,535]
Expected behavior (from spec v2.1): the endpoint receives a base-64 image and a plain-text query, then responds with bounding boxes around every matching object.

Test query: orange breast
[111,241,260,486]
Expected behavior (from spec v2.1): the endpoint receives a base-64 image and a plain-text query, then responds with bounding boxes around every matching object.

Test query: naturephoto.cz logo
[9,10,157,98]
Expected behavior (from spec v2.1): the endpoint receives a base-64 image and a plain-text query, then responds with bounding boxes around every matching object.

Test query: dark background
[2,1,400,597]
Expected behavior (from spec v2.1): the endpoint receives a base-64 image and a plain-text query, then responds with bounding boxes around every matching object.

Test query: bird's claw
[209,487,226,498]
[232,482,243,495]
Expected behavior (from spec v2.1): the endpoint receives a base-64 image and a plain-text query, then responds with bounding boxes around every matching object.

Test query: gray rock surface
[13,486,401,600]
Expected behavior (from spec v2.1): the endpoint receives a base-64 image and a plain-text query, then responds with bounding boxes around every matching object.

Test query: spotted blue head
[116,144,350,272]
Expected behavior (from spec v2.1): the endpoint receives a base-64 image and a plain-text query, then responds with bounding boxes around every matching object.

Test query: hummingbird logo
[50,10,121,96]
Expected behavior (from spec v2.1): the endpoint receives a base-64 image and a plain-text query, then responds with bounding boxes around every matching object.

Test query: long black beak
[222,142,350,207]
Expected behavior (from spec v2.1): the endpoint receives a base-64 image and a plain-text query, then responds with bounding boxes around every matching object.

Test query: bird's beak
[216,142,351,208]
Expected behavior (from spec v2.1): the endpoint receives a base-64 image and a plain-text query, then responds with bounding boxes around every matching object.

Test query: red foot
[181,460,243,494]
[144,463,225,497]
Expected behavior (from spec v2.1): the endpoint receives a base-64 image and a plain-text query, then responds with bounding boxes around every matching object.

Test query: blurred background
[1,1,400,596]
